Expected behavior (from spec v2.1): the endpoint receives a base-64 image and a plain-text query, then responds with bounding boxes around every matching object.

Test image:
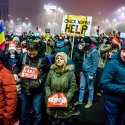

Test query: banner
[111,37,121,46]
[48,93,67,108]
[20,66,39,80]
[61,15,92,36]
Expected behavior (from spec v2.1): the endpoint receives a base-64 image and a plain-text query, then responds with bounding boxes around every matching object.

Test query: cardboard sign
[48,93,67,108]
[61,15,92,36]
[20,66,39,80]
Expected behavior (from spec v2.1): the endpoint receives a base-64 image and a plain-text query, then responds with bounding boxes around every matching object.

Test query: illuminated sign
[44,3,57,10]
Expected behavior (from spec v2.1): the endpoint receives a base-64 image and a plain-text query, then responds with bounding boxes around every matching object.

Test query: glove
[16,79,21,94]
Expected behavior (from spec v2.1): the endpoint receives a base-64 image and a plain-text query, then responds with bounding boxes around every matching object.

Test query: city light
[44,3,57,11]
[105,18,109,23]
[43,3,65,34]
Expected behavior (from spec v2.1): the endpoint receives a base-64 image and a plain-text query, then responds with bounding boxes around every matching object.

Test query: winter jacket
[46,64,77,119]
[98,43,111,68]
[82,45,99,76]
[73,46,84,74]
[6,52,19,71]
[100,51,125,104]
[45,37,55,55]
[0,62,18,125]
[13,52,50,95]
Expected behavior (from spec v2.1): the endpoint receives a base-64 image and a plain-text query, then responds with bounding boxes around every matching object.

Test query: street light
[105,18,109,23]
[117,6,125,19]
[44,3,64,34]
[113,18,117,22]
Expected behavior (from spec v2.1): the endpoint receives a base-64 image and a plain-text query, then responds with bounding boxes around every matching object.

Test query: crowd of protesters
[0,27,125,125]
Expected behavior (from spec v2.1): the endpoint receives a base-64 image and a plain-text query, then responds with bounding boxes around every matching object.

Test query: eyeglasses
[46,32,50,33]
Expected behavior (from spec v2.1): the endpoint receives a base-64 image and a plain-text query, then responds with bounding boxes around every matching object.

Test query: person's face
[78,42,85,51]
[55,55,65,67]
[9,50,16,54]
[21,40,27,46]
[28,50,38,58]
[46,32,50,36]
[120,50,125,61]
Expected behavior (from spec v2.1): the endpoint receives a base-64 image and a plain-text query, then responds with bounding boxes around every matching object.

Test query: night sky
[9,0,125,26]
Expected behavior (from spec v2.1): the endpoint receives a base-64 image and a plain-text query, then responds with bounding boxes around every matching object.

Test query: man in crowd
[100,45,125,125]
[0,49,18,125]
[13,42,50,125]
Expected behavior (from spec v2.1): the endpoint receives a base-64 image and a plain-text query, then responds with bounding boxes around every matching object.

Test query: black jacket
[13,52,50,95]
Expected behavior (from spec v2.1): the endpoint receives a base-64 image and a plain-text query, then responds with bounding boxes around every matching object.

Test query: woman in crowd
[45,52,79,125]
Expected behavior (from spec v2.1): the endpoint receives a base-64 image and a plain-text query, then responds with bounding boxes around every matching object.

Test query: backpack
[45,54,53,66]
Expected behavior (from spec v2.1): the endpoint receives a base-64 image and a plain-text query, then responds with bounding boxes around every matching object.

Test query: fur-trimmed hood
[50,64,74,72]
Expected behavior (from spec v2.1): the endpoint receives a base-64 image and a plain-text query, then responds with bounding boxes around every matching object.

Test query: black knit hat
[84,36,93,44]
[121,45,125,50]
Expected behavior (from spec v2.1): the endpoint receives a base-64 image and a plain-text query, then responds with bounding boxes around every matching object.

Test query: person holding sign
[45,52,79,125]
[13,42,50,125]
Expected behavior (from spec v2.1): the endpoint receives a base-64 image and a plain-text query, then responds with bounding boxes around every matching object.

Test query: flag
[111,37,121,46]
[0,22,5,45]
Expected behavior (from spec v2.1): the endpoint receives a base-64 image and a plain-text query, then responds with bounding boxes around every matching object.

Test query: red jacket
[0,62,18,125]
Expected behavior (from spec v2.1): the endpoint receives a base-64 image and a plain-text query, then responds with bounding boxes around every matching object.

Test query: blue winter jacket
[100,51,125,104]
[82,46,99,76]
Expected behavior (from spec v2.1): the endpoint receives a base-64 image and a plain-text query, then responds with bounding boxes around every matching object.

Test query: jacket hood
[50,64,74,72]
[111,51,125,63]
[111,51,121,59]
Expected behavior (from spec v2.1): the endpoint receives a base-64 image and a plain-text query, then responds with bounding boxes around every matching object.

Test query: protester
[100,45,125,125]
[72,37,85,102]
[74,36,99,108]
[45,52,79,125]
[13,42,50,125]
[43,28,55,55]
[0,52,18,125]
[0,49,8,69]
[95,38,111,96]
[6,42,19,71]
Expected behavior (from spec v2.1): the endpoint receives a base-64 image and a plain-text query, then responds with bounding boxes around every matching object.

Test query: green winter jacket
[45,64,77,119]
[98,43,111,68]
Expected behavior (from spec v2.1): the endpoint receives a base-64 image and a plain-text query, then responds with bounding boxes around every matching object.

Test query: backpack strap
[37,58,43,69]
[22,53,28,65]
[22,53,43,69]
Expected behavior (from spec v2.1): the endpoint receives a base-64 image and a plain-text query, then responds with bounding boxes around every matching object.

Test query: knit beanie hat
[84,36,93,44]
[13,36,20,43]
[55,52,68,64]
[121,44,125,50]
[8,41,16,51]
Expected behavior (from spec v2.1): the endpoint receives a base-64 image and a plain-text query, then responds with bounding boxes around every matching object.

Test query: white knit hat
[55,52,68,64]
[8,42,16,51]
[13,36,20,42]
